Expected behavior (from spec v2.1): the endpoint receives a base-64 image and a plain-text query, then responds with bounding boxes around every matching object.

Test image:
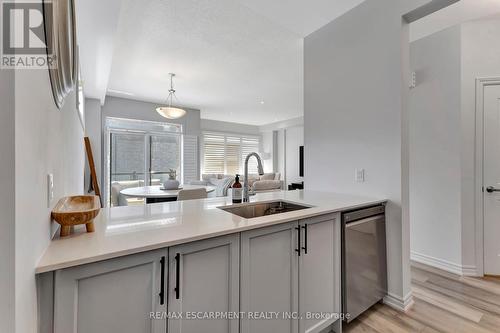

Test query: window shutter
[241,136,260,174]
[203,133,225,174]
[202,132,260,175]
[226,136,241,176]
[183,135,198,183]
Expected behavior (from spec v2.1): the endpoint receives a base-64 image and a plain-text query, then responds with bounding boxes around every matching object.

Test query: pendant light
[156,73,187,119]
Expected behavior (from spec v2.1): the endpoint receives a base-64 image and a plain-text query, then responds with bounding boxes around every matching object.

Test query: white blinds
[241,136,260,174]
[202,132,261,175]
[226,136,241,175]
[203,133,225,174]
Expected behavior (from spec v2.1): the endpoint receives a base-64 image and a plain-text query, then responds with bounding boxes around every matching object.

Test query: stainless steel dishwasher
[342,205,387,323]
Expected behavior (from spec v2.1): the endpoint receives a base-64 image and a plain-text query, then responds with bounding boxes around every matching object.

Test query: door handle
[295,226,301,256]
[159,256,165,305]
[175,253,181,299]
[486,186,500,193]
[302,224,308,254]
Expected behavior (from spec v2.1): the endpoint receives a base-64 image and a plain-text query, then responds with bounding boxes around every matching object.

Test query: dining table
[120,184,216,204]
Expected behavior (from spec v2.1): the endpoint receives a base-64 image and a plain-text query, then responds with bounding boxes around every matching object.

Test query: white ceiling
[76,0,366,126]
[409,0,500,42]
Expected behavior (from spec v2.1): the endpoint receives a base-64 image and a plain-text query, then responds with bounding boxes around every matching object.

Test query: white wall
[409,17,500,275]
[15,68,85,333]
[304,0,443,308]
[261,131,275,173]
[259,116,304,132]
[260,117,304,182]
[460,17,500,270]
[285,126,304,184]
[0,68,15,333]
[409,25,463,267]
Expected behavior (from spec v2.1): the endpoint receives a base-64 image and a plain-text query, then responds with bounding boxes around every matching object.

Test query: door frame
[475,77,500,276]
[103,117,184,206]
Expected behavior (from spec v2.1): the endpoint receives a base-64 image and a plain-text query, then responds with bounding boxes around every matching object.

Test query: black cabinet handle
[175,253,181,299]
[302,224,308,254]
[159,256,165,305]
[295,226,301,256]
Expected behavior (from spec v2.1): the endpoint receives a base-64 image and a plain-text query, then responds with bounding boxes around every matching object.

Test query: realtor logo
[1,1,55,68]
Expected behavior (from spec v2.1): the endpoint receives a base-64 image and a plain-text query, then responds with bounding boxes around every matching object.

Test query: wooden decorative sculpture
[51,195,100,237]
[84,137,102,207]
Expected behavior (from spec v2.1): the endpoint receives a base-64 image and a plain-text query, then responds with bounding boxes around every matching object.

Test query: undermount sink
[218,200,311,219]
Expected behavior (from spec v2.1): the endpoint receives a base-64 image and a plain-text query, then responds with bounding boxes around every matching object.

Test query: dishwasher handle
[345,215,384,228]
[343,205,385,223]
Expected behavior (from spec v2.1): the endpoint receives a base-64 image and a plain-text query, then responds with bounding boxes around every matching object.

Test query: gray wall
[15,69,85,333]
[0,68,15,333]
[304,0,449,307]
[102,96,201,136]
[84,98,102,192]
[409,25,462,267]
[201,119,261,136]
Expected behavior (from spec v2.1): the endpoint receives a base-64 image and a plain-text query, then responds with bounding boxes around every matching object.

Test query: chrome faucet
[243,152,265,202]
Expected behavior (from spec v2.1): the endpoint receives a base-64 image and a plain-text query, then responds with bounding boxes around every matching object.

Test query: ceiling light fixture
[156,73,187,119]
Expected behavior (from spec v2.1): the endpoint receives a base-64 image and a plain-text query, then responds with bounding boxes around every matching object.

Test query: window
[105,117,198,206]
[202,132,261,175]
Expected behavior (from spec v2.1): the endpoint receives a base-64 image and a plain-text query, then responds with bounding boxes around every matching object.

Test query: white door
[483,84,500,275]
[167,234,240,333]
[240,222,299,333]
[298,214,340,333]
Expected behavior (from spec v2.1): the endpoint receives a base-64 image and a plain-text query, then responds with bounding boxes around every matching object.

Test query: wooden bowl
[51,195,101,237]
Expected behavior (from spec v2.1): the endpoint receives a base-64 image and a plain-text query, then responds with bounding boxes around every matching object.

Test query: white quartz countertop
[36,191,386,274]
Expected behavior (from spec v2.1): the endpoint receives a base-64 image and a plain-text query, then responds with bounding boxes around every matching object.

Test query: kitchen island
[36,190,386,333]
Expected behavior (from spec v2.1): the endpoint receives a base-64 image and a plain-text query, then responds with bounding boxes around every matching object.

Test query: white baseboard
[383,291,414,312]
[411,251,479,277]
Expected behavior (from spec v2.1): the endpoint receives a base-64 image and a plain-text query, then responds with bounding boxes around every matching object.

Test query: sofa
[190,173,282,197]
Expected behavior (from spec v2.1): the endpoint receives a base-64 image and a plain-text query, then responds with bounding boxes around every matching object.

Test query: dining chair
[177,188,207,201]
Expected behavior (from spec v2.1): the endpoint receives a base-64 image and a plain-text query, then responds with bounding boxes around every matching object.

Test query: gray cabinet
[53,249,168,333]
[299,214,340,333]
[168,234,240,333]
[44,213,341,333]
[240,214,341,333]
[240,222,300,333]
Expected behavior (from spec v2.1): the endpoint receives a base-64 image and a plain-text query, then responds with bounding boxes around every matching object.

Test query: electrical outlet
[409,71,417,89]
[47,174,54,207]
[355,168,365,183]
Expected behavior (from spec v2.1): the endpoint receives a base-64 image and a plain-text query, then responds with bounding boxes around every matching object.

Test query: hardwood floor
[344,265,500,333]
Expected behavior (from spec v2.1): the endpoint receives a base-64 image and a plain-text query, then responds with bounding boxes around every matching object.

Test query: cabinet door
[168,234,239,333]
[54,249,168,333]
[299,213,340,333]
[240,222,299,333]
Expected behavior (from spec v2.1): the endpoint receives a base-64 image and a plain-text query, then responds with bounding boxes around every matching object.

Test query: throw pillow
[260,173,275,181]
[212,177,233,197]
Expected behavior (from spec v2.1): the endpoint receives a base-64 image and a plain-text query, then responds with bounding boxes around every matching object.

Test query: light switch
[47,174,54,207]
[355,169,365,183]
